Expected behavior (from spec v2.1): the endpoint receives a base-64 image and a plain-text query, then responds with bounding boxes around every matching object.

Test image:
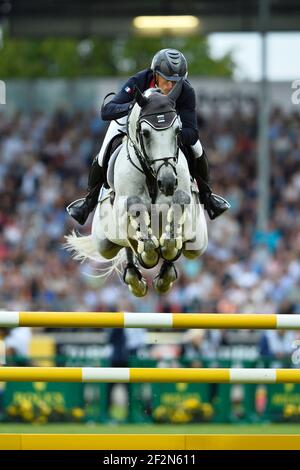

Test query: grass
[0,423,300,434]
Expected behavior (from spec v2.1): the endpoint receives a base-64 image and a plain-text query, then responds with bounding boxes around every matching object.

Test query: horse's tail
[64,231,126,279]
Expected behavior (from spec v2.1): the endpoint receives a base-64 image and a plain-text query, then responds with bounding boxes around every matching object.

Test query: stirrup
[66,198,86,215]
[66,198,91,225]
[212,193,231,207]
[206,193,231,220]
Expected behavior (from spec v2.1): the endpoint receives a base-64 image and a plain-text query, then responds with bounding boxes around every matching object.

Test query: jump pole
[0,367,300,383]
[1,311,300,329]
[1,434,300,450]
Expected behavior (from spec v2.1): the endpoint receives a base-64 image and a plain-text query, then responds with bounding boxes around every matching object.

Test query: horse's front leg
[160,189,190,261]
[123,247,148,297]
[127,195,159,269]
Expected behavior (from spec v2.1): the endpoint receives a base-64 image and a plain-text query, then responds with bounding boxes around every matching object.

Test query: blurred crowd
[0,102,300,360]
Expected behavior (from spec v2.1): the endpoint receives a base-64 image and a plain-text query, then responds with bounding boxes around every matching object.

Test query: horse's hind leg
[153,261,178,295]
[96,238,122,259]
[123,247,148,297]
[183,198,208,259]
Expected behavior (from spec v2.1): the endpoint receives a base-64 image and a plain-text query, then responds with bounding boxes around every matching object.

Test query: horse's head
[128,82,183,197]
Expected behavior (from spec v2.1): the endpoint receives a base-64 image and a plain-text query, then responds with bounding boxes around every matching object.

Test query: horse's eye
[175,127,180,135]
[142,129,150,139]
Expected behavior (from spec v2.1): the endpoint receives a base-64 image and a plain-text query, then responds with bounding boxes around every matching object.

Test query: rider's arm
[178,86,199,146]
[101,77,136,121]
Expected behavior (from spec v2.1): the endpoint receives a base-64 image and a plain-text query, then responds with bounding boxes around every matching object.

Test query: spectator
[0,106,299,338]
[258,330,296,364]
[0,327,32,365]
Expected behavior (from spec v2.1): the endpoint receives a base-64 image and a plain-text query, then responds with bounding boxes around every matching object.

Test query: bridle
[126,104,180,202]
[138,111,179,175]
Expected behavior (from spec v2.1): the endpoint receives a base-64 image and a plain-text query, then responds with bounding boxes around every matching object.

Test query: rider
[67,48,230,225]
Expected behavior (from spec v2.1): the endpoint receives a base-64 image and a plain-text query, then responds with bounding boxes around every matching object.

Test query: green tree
[0,33,234,78]
[117,36,234,77]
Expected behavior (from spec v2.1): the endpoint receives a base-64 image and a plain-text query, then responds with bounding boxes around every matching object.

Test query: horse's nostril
[158,173,177,196]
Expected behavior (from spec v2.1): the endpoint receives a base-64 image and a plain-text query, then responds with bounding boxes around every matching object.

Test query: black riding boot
[67,157,105,225]
[192,151,230,220]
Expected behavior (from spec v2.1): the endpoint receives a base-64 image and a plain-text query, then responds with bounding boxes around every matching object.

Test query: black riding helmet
[151,49,188,82]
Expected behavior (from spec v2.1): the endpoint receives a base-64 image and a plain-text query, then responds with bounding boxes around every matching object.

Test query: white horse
[66,84,208,296]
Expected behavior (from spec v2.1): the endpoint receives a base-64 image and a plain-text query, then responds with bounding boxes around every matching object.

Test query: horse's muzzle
[157,171,178,196]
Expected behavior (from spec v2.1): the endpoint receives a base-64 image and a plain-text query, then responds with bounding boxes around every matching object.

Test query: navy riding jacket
[101,69,199,146]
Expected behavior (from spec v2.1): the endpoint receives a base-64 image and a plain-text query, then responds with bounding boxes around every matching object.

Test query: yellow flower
[54,405,65,414]
[283,404,297,418]
[40,406,51,416]
[20,400,33,412]
[153,406,168,421]
[71,408,85,419]
[170,409,191,423]
[6,405,18,416]
[201,403,214,418]
[21,411,34,422]
[182,398,201,411]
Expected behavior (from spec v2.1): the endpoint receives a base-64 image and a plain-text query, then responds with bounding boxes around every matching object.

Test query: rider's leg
[67,118,126,225]
[67,157,105,225]
[190,140,230,220]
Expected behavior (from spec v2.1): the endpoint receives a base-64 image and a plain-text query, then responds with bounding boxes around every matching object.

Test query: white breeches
[191,140,203,158]
[97,117,127,166]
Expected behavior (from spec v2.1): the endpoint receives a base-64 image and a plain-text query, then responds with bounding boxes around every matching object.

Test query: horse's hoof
[136,237,159,268]
[153,262,178,294]
[160,238,179,261]
[153,278,174,295]
[153,278,172,294]
[141,251,159,268]
[160,249,179,261]
[129,281,148,297]
[123,264,148,297]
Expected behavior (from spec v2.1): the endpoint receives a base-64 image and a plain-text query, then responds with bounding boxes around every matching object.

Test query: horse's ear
[168,79,183,106]
[134,86,149,108]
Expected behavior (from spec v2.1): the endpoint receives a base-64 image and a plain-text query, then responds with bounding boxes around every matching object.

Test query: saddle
[102,132,126,189]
